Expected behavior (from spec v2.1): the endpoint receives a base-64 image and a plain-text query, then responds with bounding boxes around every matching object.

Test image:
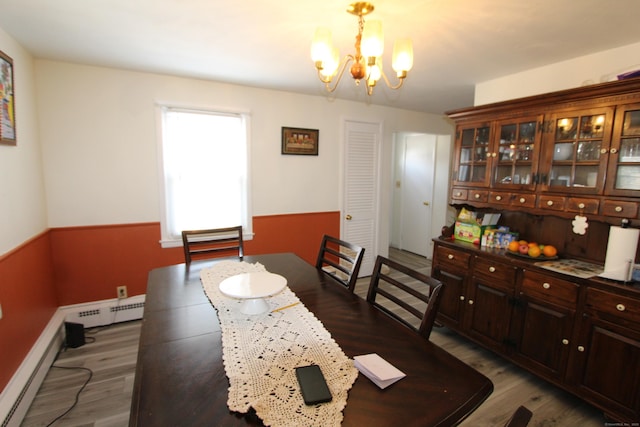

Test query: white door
[343,120,380,277]
[400,134,436,257]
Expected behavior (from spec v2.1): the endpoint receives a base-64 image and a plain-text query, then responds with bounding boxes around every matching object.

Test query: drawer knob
[474,193,481,199]
[455,192,462,197]
[577,345,585,352]
[495,195,502,201]
[615,206,623,213]
[542,282,551,289]
[489,266,496,273]
[547,200,554,206]
[468,300,474,305]
[447,254,454,260]
[459,295,465,301]
[578,203,585,209]
[562,339,569,345]
[616,304,626,312]
[519,197,526,203]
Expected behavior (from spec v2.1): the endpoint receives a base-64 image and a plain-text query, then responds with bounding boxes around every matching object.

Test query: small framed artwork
[0,50,16,146]
[281,127,319,155]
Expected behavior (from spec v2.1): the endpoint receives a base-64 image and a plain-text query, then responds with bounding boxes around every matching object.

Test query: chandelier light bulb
[311,27,333,64]
[321,47,340,77]
[361,20,384,58]
[367,62,382,83]
[392,39,414,75]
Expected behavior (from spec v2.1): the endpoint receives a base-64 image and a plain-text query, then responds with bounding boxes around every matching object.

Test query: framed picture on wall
[281,127,319,155]
[0,50,16,146]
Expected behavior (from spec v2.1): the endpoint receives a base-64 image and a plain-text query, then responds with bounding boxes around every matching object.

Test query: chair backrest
[504,406,532,427]
[366,255,443,339]
[315,235,365,292]
[181,225,244,264]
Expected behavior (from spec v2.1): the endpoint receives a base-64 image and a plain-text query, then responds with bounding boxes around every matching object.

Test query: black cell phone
[295,364,332,405]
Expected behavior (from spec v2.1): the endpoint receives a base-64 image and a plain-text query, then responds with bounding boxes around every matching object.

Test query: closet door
[343,120,381,276]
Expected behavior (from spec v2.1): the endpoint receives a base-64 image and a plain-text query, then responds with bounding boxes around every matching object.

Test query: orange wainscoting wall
[0,211,339,394]
[0,232,58,392]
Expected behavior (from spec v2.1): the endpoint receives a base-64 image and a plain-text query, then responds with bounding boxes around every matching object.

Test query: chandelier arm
[322,55,356,93]
[379,68,406,90]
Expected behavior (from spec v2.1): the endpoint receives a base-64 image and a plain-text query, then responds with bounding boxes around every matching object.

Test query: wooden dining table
[129,253,493,426]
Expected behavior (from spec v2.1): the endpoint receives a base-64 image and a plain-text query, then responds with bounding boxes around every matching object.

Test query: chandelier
[311,2,414,96]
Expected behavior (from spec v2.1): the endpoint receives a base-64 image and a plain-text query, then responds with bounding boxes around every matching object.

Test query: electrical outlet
[117,285,128,299]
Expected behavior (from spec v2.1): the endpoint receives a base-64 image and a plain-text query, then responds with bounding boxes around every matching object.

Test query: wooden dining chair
[315,235,365,292]
[366,255,443,340]
[504,405,533,427]
[181,225,244,264]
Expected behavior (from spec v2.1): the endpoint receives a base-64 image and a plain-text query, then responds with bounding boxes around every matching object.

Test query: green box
[454,221,492,244]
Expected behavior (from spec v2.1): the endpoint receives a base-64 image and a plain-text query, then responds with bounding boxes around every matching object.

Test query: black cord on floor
[45,365,93,426]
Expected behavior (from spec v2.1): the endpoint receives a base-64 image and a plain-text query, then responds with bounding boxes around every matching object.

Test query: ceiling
[2,0,640,114]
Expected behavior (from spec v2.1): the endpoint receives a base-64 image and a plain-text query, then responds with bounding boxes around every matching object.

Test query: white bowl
[553,143,573,161]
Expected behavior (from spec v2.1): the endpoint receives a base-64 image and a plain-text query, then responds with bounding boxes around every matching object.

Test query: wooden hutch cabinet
[448,78,640,222]
[435,78,640,423]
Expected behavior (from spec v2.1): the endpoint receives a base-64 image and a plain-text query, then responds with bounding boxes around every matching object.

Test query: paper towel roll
[599,226,640,281]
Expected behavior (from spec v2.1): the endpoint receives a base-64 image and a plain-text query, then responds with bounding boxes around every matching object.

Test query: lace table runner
[201,261,359,427]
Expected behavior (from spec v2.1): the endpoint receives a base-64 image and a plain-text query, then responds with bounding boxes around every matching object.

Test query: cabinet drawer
[489,191,511,205]
[468,190,488,203]
[511,193,536,208]
[538,195,566,211]
[435,246,471,270]
[451,187,468,201]
[600,200,638,218]
[473,256,517,285]
[521,270,578,308]
[585,287,640,325]
[566,197,599,215]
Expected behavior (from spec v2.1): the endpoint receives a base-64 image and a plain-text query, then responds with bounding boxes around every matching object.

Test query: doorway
[390,132,451,259]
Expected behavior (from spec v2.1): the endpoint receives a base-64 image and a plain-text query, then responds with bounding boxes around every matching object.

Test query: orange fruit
[542,245,557,257]
[518,240,528,246]
[528,242,538,247]
[528,246,541,258]
[507,240,520,252]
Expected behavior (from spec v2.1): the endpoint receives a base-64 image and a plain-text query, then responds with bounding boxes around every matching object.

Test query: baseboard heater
[63,296,145,328]
[0,295,145,427]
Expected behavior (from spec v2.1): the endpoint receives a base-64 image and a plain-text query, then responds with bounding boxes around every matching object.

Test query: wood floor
[22,249,607,426]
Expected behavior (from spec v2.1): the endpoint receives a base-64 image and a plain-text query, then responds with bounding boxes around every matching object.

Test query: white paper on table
[353,353,406,389]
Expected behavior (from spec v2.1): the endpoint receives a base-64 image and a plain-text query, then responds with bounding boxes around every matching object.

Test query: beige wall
[33,60,454,254]
[475,41,640,105]
[0,28,47,256]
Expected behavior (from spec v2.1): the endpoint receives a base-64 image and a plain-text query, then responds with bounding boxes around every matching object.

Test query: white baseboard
[0,295,145,427]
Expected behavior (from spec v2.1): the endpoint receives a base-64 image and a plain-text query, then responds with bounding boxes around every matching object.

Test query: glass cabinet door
[606,103,640,196]
[454,122,491,186]
[493,116,542,189]
[543,108,613,194]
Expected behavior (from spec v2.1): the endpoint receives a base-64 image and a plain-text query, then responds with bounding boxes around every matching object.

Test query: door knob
[346,215,352,220]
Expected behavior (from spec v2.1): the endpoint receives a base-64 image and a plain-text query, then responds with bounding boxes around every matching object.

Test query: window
[158,106,251,246]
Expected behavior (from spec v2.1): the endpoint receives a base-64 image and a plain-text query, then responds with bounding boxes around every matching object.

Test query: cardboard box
[481,228,519,249]
[454,221,493,244]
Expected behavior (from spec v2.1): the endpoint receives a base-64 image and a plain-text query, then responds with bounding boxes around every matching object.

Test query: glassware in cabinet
[543,108,613,194]
[454,122,491,186]
[493,116,541,189]
[606,103,640,196]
